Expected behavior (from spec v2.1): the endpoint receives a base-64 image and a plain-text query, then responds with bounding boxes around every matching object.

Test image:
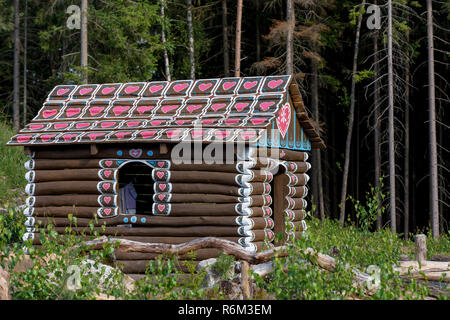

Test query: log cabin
[7,75,325,273]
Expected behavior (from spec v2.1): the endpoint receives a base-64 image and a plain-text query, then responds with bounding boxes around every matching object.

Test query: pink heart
[187,105,203,113]
[225,119,240,125]
[112,106,130,116]
[66,108,81,117]
[211,104,226,111]
[43,109,58,118]
[157,162,165,168]
[158,194,165,201]
[87,133,104,141]
[105,160,113,167]
[159,184,167,191]
[250,118,266,125]
[149,85,164,93]
[265,185,270,192]
[199,83,212,91]
[104,208,112,215]
[114,132,131,139]
[156,171,165,179]
[235,103,248,112]
[191,130,204,138]
[76,122,91,129]
[268,79,283,89]
[40,134,55,142]
[79,88,93,95]
[104,170,112,177]
[215,131,229,139]
[173,83,189,92]
[56,88,70,96]
[276,103,291,138]
[30,124,44,130]
[175,120,187,125]
[54,123,68,129]
[102,87,115,95]
[149,120,163,126]
[137,105,154,114]
[244,81,257,89]
[166,130,181,138]
[125,86,139,94]
[158,204,166,211]
[265,195,271,203]
[129,149,143,158]
[100,122,116,128]
[103,183,111,191]
[161,105,179,113]
[240,130,256,140]
[62,134,78,141]
[17,135,31,143]
[202,119,215,125]
[126,121,140,127]
[104,197,112,204]
[259,102,275,111]
[223,81,236,90]
[89,106,105,116]
[141,131,156,139]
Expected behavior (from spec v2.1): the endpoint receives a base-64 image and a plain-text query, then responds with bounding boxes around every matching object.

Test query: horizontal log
[29,206,98,218]
[286,173,310,186]
[30,215,272,229]
[28,195,115,207]
[154,182,270,196]
[27,169,103,183]
[170,163,244,173]
[161,171,243,186]
[286,186,308,198]
[26,181,112,196]
[165,203,242,216]
[284,197,307,210]
[282,161,311,174]
[285,210,306,222]
[25,159,101,170]
[153,193,240,204]
[50,226,258,237]
[250,149,308,162]
[114,248,225,261]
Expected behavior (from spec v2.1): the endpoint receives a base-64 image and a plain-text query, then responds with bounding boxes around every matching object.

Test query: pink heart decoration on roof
[56,88,70,96]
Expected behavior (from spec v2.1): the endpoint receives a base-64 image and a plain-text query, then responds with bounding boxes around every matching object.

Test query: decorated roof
[7,75,324,150]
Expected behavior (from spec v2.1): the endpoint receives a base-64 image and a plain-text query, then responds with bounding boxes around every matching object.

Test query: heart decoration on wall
[129,149,143,158]
[276,103,291,138]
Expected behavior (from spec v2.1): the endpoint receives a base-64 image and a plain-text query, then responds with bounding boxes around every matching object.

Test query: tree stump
[415,234,427,262]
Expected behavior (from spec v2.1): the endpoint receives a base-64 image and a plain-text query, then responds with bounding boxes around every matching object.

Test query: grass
[0,120,28,205]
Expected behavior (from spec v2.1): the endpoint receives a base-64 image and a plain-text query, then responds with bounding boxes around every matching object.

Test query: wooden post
[415,234,427,262]
[90,144,98,155]
[240,260,251,299]
[234,0,243,77]
[160,143,168,154]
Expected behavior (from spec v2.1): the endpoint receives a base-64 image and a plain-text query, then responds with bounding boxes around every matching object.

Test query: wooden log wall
[22,144,310,274]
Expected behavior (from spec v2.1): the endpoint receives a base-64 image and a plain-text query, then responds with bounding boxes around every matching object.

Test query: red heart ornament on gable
[276,103,291,138]
[102,87,115,95]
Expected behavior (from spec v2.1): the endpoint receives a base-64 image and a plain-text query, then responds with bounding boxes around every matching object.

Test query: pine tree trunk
[404,27,410,239]
[255,0,261,63]
[161,0,171,81]
[286,0,294,75]
[23,0,28,126]
[426,0,439,238]
[387,0,397,233]
[222,0,230,77]
[234,0,243,77]
[339,0,365,226]
[187,0,195,80]
[373,0,382,230]
[13,0,20,130]
[80,0,88,84]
